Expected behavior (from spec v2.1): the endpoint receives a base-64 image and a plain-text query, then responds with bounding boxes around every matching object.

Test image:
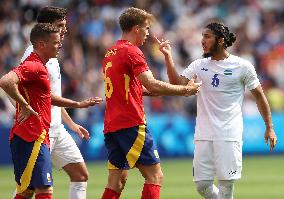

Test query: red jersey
[103,40,149,133]
[10,52,51,145]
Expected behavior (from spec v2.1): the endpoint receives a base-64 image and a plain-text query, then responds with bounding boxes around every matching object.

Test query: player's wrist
[266,124,274,130]
[21,102,29,108]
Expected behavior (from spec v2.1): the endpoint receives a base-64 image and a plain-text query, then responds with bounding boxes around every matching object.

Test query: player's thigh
[105,125,160,170]
[134,126,160,167]
[104,132,128,169]
[193,140,215,181]
[51,127,84,170]
[213,141,242,180]
[10,135,53,192]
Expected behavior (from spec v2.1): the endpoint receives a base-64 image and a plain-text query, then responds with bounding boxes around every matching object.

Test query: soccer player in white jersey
[14,7,103,199]
[162,22,277,199]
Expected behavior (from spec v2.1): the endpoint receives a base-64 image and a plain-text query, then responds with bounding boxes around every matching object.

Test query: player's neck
[211,50,230,61]
[121,33,136,46]
[34,50,49,65]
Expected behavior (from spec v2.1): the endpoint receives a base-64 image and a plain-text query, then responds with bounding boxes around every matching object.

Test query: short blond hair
[119,7,155,32]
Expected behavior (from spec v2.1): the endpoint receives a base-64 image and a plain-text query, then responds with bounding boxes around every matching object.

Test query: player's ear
[38,40,46,49]
[218,37,224,45]
[132,25,139,33]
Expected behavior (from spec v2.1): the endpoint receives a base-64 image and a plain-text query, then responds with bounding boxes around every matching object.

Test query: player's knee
[70,169,89,182]
[80,170,89,182]
[218,180,234,199]
[195,180,214,197]
[146,170,164,185]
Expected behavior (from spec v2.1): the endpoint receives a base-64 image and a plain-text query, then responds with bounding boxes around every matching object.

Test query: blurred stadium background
[0,0,284,198]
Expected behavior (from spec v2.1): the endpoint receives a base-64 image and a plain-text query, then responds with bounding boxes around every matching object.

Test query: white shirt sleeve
[181,59,198,79]
[243,61,260,90]
[21,45,34,63]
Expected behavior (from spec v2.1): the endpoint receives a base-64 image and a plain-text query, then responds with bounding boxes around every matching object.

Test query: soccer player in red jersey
[101,7,202,199]
[0,23,61,199]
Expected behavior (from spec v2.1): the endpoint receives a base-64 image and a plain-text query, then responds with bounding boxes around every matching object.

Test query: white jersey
[21,45,62,137]
[181,54,260,141]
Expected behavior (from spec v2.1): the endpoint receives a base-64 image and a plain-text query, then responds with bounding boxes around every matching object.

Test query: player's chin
[53,52,59,58]
[203,52,212,58]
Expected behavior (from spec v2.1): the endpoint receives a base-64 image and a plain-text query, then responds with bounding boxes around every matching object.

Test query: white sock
[195,180,219,199]
[69,182,87,199]
[218,180,234,199]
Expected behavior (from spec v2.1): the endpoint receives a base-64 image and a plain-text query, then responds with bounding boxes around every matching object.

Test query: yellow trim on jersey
[108,161,119,170]
[126,125,146,168]
[16,130,46,193]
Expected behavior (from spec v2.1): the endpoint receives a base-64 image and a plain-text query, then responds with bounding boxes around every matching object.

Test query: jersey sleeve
[13,62,39,83]
[127,47,149,76]
[243,61,260,90]
[181,59,198,79]
[21,45,34,63]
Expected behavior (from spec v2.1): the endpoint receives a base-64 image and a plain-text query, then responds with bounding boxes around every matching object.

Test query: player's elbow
[0,78,8,90]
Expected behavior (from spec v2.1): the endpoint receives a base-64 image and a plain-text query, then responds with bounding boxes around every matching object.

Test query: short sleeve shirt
[10,52,51,145]
[103,40,149,133]
[181,54,260,141]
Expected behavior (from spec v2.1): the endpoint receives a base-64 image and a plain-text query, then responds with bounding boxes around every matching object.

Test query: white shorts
[193,140,242,181]
[49,125,84,170]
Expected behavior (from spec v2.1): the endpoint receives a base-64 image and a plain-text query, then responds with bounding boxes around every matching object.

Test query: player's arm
[142,86,159,96]
[250,85,277,151]
[6,94,16,108]
[0,71,38,122]
[153,36,189,86]
[61,107,90,139]
[137,70,201,96]
[51,92,103,108]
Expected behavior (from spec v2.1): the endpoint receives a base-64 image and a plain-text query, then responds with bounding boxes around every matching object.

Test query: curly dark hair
[206,22,236,49]
[37,6,67,23]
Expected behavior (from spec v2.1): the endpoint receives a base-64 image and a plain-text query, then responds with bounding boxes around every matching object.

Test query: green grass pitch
[0,155,283,198]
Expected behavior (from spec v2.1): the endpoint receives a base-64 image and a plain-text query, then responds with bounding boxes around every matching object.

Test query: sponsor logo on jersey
[224,69,232,75]
[201,67,208,71]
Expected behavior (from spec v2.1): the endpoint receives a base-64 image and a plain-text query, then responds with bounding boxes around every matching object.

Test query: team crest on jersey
[224,69,232,75]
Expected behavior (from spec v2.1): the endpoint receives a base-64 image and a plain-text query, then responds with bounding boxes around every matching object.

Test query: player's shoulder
[19,53,45,70]
[189,57,210,68]
[229,54,254,69]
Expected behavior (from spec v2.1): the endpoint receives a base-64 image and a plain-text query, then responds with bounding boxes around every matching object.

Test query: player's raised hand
[185,75,202,96]
[71,123,90,140]
[153,36,171,56]
[264,128,277,151]
[18,104,39,124]
[78,97,103,108]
